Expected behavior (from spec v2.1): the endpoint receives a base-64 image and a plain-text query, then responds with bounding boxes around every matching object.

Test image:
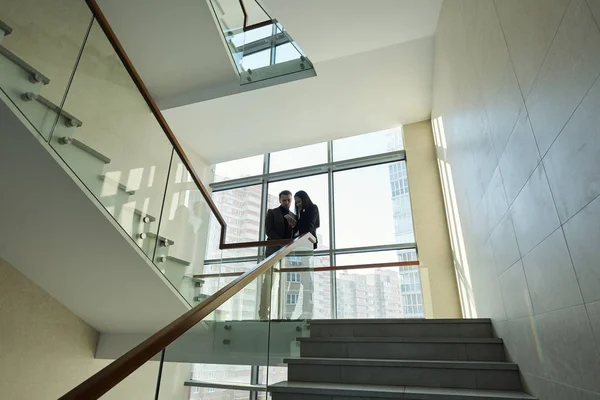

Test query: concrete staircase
[271,318,536,400]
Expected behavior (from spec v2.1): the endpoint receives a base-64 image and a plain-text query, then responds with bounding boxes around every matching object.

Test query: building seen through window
[192,127,422,399]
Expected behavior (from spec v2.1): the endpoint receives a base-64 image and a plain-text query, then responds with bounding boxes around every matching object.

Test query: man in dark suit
[264,190,294,257]
[259,190,294,319]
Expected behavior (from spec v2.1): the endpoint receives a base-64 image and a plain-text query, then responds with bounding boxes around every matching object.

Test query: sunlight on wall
[432,117,476,318]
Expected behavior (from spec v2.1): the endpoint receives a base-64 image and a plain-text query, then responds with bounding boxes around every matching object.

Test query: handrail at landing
[238,0,272,32]
[58,233,316,400]
[193,260,421,279]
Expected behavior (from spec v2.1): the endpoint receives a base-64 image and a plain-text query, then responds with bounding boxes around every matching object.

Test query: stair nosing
[284,357,518,370]
[269,382,536,399]
[297,337,503,344]
[308,318,492,325]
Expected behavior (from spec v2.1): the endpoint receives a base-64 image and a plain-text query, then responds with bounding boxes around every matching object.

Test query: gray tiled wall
[432,1,600,398]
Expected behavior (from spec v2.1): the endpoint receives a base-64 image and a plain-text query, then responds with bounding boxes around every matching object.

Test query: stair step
[309,319,492,325]
[270,382,537,399]
[298,337,505,361]
[284,358,521,391]
[309,319,493,339]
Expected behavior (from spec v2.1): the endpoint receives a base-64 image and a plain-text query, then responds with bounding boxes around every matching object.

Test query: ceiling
[97,0,238,102]
[97,0,443,164]
[165,36,435,163]
[261,0,443,62]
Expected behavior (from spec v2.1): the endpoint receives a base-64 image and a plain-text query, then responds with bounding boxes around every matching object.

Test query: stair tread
[309,318,491,325]
[270,381,536,399]
[298,337,502,343]
[284,357,518,370]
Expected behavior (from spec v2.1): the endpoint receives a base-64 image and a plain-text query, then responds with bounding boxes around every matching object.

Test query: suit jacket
[265,206,293,256]
[294,204,320,249]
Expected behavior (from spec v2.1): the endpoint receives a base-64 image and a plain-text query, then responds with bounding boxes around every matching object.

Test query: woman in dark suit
[286,190,318,319]
[292,190,320,249]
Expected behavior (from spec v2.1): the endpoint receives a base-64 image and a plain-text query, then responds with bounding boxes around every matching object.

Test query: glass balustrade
[0,0,92,140]
[154,235,316,399]
[208,0,314,86]
[0,7,227,305]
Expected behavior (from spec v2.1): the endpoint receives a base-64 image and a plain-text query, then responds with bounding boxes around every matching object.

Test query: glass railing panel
[207,0,314,85]
[0,0,92,140]
[153,152,220,304]
[156,265,275,399]
[96,353,162,399]
[49,19,174,262]
[239,21,314,86]
[335,258,424,319]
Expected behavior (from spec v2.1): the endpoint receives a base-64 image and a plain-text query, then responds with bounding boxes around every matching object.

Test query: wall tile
[535,305,600,392]
[499,108,541,204]
[588,0,600,29]
[544,76,600,223]
[522,372,600,400]
[507,317,547,376]
[477,0,511,111]
[495,0,571,97]
[587,300,600,353]
[522,228,583,314]
[526,0,600,155]
[486,62,525,158]
[563,195,600,303]
[489,213,521,275]
[481,167,508,237]
[499,261,533,319]
[509,164,560,255]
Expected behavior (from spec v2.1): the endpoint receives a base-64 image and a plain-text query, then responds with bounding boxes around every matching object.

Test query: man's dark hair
[279,190,292,198]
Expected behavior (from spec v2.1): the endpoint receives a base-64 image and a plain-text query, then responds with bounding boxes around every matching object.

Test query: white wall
[163,36,435,164]
[0,257,189,400]
[432,0,600,398]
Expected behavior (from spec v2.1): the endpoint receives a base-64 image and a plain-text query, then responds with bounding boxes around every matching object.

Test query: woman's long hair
[294,190,313,214]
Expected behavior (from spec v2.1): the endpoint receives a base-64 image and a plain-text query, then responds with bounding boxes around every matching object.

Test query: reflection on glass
[156,154,217,303]
[268,142,328,173]
[200,262,259,321]
[208,185,262,247]
[0,0,91,140]
[267,175,329,250]
[336,249,417,266]
[213,155,264,182]
[275,43,301,64]
[334,162,414,248]
[336,265,423,319]
[333,127,404,161]
[335,250,422,318]
[50,21,173,262]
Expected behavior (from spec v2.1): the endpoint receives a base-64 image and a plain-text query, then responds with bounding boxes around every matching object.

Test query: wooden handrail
[59,233,316,400]
[193,261,421,279]
[221,238,292,249]
[277,261,420,273]
[238,0,272,32]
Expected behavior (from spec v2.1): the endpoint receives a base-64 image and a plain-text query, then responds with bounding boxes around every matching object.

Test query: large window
[334,162,413,248]
[269,142,327,173]
[208,126,422,321]
[200,126,421,400]
[332,127,404,161]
